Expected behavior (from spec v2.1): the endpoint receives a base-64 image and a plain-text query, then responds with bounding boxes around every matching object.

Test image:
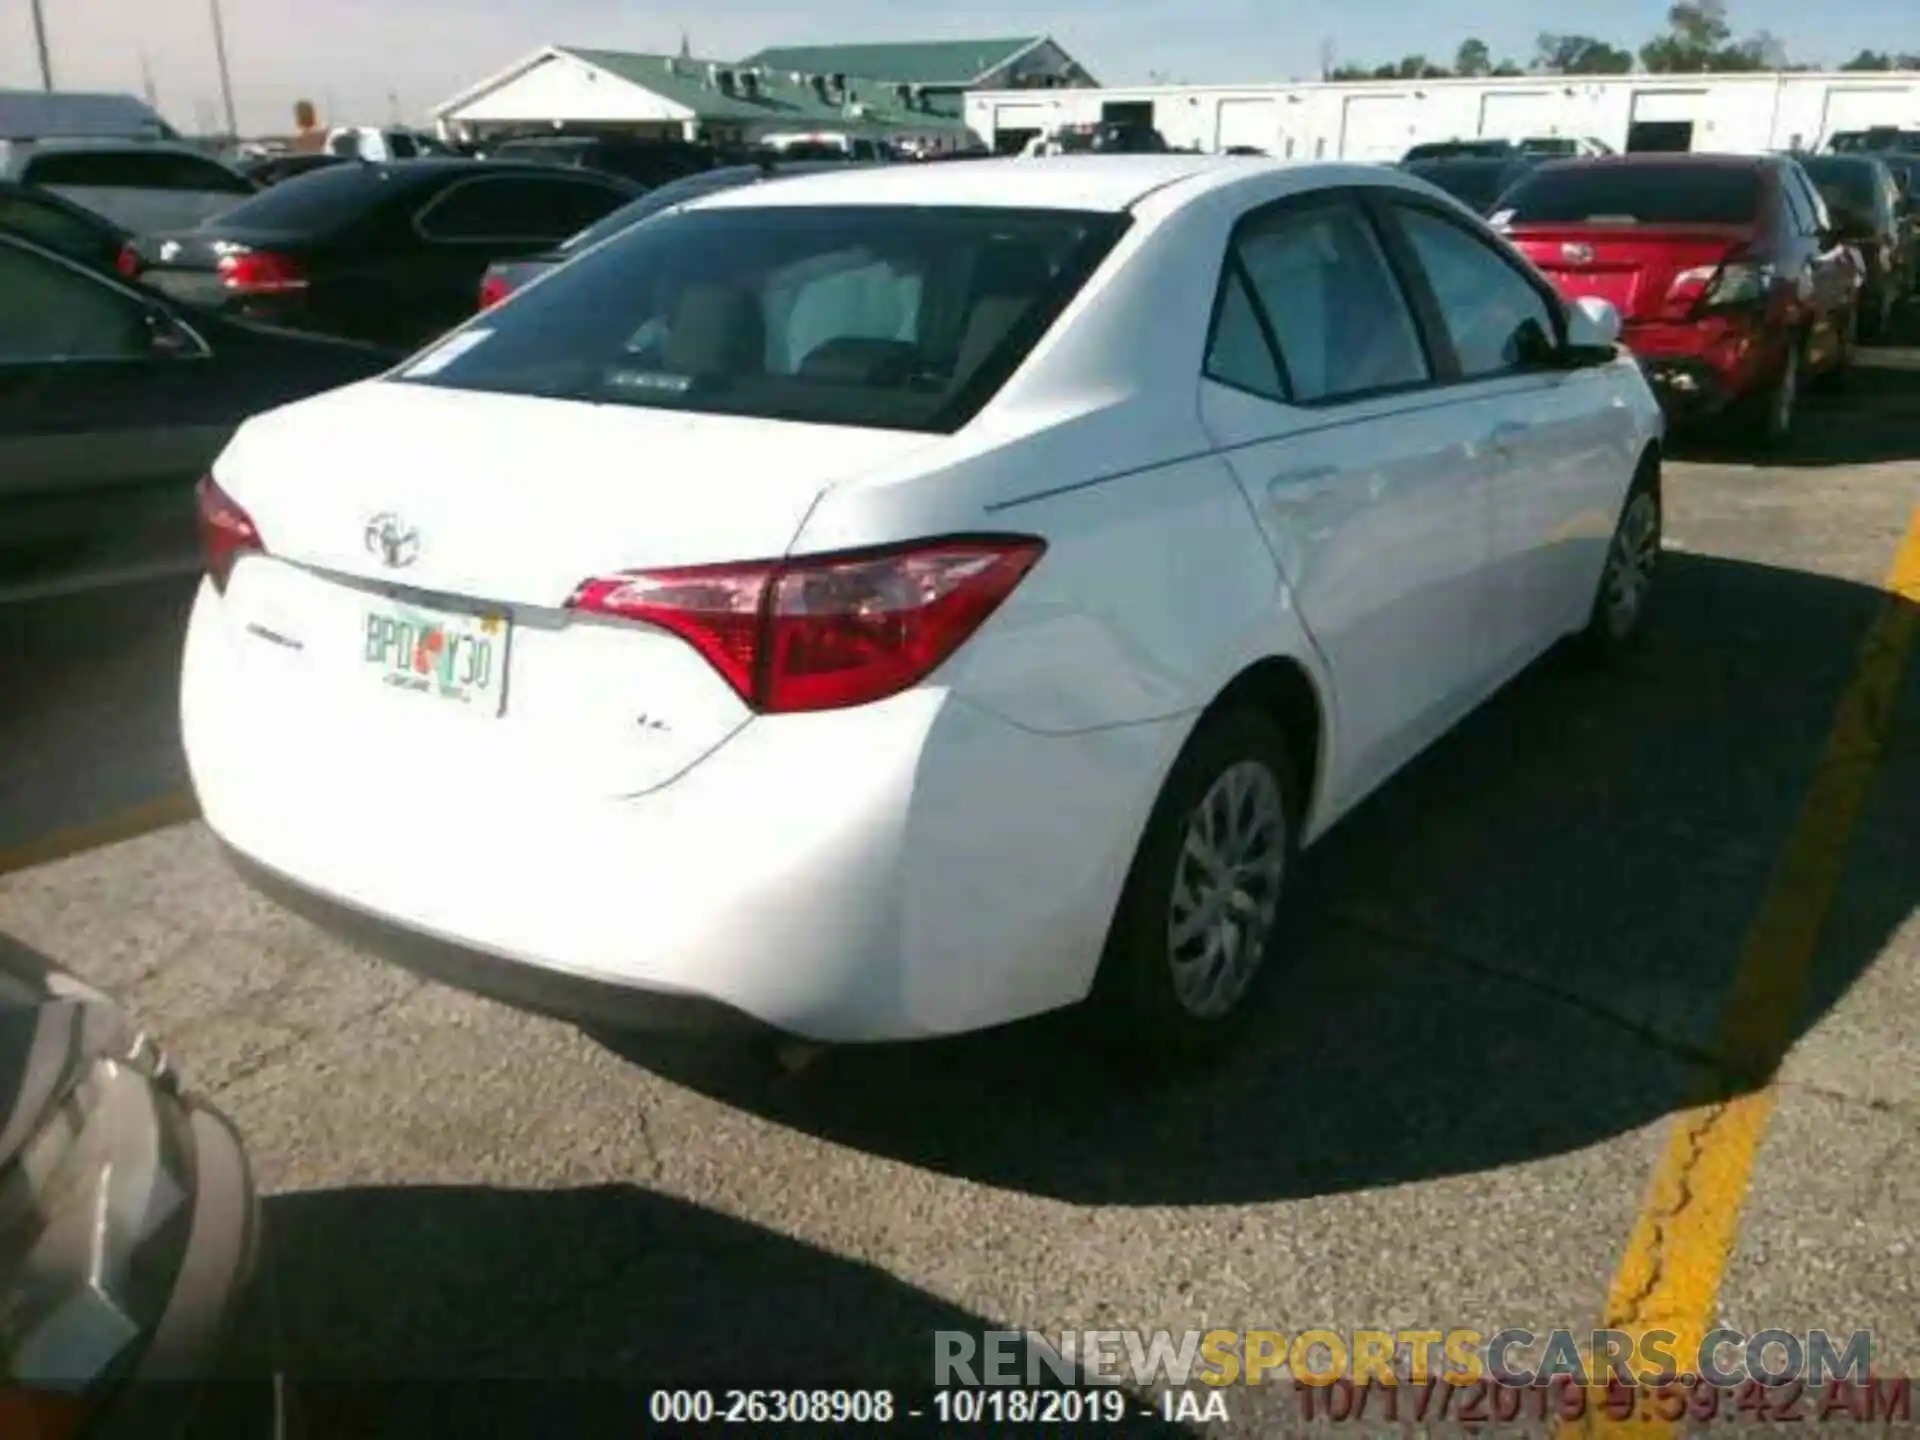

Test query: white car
[181,156,1663,1058]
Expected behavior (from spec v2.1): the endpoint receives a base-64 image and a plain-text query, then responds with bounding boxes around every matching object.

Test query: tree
[1534,32,1635,73]
[1454,37,1491,77]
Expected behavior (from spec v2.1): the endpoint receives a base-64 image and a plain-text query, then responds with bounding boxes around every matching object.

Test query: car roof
[15,137,216,158]
[683,154,1317,213]
[1537,152,1771,172]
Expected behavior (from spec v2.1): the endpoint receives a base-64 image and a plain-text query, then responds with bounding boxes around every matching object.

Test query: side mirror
[1565,295,1622,355]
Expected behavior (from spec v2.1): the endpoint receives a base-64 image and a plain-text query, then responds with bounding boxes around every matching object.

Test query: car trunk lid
[206,380,942,798]
[1506,223,1753,322]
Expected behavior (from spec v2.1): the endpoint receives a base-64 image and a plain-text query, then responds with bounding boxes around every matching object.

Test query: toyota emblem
[364,512,420,569]
[1561,241,1595,265]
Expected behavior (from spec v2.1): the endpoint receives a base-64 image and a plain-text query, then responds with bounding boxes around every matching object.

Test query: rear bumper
[1624,317,1780,422]
[181,580,1174,1043]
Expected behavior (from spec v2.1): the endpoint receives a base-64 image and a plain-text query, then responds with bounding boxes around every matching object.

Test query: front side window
[0,242,151,364]
[1231,200,1430,403]
[396,204,1128,433]
[1392,205,1559,379]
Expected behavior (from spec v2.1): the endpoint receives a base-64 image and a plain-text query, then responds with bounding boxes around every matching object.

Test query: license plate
[360,599,509,716]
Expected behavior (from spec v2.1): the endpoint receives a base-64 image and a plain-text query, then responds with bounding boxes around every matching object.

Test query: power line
[208,0,239,136]
[29,0,54,89]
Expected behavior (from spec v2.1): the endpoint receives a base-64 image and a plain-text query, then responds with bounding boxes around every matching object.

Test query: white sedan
[181,156,1663,1058]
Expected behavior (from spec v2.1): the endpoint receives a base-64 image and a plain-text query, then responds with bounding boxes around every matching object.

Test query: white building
[435,37,1095,151]
[965,71,1920,160]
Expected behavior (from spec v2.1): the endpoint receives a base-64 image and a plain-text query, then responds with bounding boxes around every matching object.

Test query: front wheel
[1093,709,1299,1065]
[1581,470,1661,658]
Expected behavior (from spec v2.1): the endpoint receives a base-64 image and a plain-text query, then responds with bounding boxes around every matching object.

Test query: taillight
[195,475,264,592]
[217,250,308,295]
[115,242,141,278]
[1666,259,1774,318]
[567,537,1046,714]
[478,271,513,310]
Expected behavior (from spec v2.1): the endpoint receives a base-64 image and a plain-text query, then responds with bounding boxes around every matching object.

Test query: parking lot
[2,326,1918,1432]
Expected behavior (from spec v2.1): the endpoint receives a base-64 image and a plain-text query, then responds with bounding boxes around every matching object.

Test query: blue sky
[2,0,1913,134]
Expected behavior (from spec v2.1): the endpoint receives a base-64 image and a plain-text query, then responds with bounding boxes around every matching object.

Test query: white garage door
[1478,90,1560,141]
[1214,98,1279,153]
[1821,87,1915,138]
[1630,89,1708,125]
[1340,94,1412,161]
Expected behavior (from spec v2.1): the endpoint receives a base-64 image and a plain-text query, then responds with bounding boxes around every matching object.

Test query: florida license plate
[361,600,509,716]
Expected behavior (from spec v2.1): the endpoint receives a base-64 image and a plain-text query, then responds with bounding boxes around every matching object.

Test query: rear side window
[417,176,627,242]
[0,191,118,264]
[396,204,1129,434]
[1500,165,1762,225]
[1224,200,1430,403]
[0,241,150,364]
[25,150,255,194]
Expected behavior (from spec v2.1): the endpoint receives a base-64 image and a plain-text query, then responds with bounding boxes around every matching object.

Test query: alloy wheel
[1166,759,1287,1020]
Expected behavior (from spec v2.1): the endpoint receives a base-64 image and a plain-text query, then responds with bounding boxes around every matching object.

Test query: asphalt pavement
[1,335,1916,1436]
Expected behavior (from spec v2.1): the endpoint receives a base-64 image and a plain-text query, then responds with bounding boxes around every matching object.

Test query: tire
[1580,462,1662,659]
[1092,708,1299,1065]
[1750,334,1801,449]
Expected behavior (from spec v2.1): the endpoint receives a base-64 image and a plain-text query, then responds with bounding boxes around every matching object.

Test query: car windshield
[396,204,1128,434]
[1407,161,1516,212]
[1800,160,1878,216]
[1499,164,1761,224]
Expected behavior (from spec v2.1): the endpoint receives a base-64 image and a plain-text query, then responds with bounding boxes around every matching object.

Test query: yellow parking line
[1569,507,1920,1438]
[0,791,201,879]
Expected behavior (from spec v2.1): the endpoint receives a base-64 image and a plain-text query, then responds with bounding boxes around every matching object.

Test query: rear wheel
[1094,709,1299,1065]
[1750,334,1801,449]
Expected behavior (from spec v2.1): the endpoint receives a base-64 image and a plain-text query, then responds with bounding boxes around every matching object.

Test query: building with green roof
[432,36,1095,153]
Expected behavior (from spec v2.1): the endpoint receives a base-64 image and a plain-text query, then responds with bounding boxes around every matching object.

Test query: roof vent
[715,67,736,95]
[739,69,761,99]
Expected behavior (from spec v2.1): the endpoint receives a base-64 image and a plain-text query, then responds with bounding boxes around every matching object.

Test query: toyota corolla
[180,157,1663,1059]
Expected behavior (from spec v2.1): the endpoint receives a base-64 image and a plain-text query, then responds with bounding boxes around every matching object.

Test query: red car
[1493,154,1862,445]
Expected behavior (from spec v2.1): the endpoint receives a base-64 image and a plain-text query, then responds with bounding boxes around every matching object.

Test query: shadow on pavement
[0,574,197,850]
[263,1184,1194,1437]
[1673,322,1920,468]
[602,550,1917,1206]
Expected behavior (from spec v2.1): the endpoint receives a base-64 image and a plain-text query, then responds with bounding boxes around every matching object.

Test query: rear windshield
[1406,161,1517,212]
[396,204,1129,434]
[1499,164,1762,225]
[1799,160,1878,213]
[559,169,760,252]
[205,163,414,231]
[24,149,255,193]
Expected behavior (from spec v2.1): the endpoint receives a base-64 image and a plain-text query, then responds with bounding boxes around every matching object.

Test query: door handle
[1487,420,1532,458]
[1266,465,1338,503]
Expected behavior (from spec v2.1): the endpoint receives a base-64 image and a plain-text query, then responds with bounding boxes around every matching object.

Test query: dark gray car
[0,231,395,592]
[0,938,272,1436]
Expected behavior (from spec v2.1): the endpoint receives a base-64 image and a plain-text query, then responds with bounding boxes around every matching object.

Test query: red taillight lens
[478,272,513,310]
[217,250,308,295]
[115,242,141,278]
[195,475,264,591]
[567,537,1046,714]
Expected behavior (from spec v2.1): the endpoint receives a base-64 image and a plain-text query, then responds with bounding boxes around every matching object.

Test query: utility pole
[29,0,55,90]
[208,0,240,137]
